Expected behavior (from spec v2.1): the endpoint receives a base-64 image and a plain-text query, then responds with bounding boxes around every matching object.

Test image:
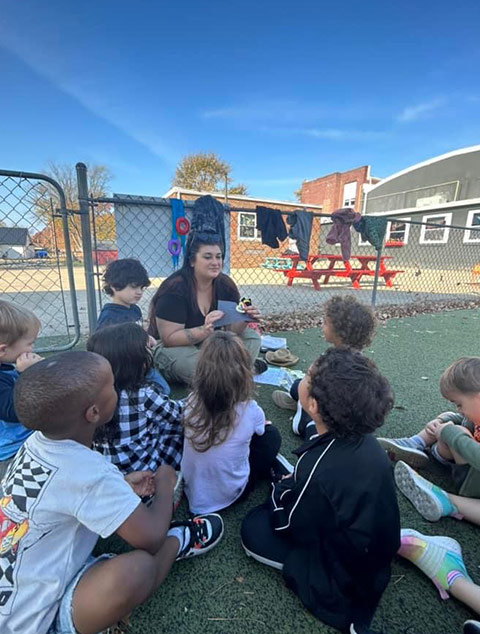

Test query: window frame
[419,212,452,245]
[342,181,357,208]
[386,218,411,244]
[237,211,260,241]
[463,209,480,244]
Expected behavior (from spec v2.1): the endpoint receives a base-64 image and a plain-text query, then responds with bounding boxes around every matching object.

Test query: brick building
[163,187,323,268]
[299,166,381,214]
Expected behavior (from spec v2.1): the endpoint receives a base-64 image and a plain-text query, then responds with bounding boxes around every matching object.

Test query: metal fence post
[76,162,97,334]
[371,245,383,308]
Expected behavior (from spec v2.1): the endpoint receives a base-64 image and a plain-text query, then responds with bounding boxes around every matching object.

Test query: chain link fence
[85,183,480,330]
[3,163,478,342]
[0,170,80,351]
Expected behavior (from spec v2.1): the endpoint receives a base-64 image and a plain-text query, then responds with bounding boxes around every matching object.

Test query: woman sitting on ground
[148,232,261,384]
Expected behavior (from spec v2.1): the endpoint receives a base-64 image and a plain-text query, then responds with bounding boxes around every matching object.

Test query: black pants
[235,424,282,503]
[241,504,383,634]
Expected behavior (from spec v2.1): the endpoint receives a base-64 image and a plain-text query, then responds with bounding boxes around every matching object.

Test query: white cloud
[397,98,446,123]
[260,126,388,142]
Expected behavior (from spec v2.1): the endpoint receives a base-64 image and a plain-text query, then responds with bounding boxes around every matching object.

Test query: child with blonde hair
[378,357,480,621]
[0,300,43,478]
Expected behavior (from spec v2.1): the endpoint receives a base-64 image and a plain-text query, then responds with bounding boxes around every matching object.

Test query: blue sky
[1,0,479,201]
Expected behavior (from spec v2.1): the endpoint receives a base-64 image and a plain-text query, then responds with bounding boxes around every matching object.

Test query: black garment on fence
[190,195,226,251]
[286,211,313,260]
[255,206,288,249]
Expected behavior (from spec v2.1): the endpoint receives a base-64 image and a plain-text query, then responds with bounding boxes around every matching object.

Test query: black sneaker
[292,400,312,437]
[271,453,294,481]
[253,357,268,375]
[173,514,224,560]
[464,621,480,634]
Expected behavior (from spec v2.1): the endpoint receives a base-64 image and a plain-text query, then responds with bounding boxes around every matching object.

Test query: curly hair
[440,357,480,397]
[308,347,393,438]
[103,258,151,296]
[184,331,254,452]
[324,295,375,350]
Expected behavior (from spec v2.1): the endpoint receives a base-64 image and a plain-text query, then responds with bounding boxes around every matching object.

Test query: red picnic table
[280,254,403,291]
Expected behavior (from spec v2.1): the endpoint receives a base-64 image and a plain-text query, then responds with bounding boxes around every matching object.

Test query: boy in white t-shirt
[0,351,223,634]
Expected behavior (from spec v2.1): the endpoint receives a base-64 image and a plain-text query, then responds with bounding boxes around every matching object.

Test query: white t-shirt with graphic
[0,431,140,634]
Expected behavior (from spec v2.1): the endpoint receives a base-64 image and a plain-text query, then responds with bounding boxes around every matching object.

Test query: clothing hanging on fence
[255,206,288,249]
[286,211,313,261]
[190,195,226,251]
[170,199,187,269]
[353,216,388,251]
[326,207,361,261]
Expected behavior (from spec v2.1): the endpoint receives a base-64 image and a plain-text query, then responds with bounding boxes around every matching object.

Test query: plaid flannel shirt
[94,383,184,473]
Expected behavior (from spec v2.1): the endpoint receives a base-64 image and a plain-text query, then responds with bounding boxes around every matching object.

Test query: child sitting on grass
[87,323,183,502]
[96,258,170,394]
[96,258,151,330]
[378,358,480,625]
[182,331,289,515]
[0,300,43,479]
[378,357,480,521]
[272,295,376,437]
[0,351,223,634]
[242,347,399,634]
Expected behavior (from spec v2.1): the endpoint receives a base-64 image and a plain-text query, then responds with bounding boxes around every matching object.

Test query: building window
[343,181,357,207]
[238,212,260,240]
[386,219,411,244]
[463,209,480,244]
[419,212,452,244]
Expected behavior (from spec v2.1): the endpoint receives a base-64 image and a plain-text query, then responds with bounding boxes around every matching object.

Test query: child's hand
[125,470,155,497]
[147,335,157,349]
[16,352,44,373]
[154,464,177,492]
[424,418,444,438]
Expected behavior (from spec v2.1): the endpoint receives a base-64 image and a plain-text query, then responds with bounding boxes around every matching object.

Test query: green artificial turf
[96,309,480,634]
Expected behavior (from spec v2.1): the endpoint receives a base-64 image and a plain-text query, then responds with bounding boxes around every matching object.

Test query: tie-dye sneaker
[399,528,471,600]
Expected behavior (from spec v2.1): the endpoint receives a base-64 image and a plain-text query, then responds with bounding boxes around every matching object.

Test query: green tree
[172,152,248,195]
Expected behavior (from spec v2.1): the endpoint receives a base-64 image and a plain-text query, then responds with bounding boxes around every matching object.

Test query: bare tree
[32,162,113,253]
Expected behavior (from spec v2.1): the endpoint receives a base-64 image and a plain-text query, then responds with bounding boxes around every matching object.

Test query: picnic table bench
[277,254,403,291]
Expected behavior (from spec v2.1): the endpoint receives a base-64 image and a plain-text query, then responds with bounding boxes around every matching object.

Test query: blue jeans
[145,368,170,395]
[47,554,114,634]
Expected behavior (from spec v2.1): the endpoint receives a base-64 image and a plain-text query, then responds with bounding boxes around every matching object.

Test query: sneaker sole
[275,453,294,475]
[292,400,303,435]
[377,438,430,469]
[395,461,443,521]
[272,391,297,411]
[242,540,284,571]
[400,528,462,555]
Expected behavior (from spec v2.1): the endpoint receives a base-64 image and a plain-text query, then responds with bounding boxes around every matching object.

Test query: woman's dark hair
[86,323,152,391]
[147,232,236,338]
[103,258,151,296]
[309,347,393,438]
[184,331,254,452]
[324,295,376,350]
